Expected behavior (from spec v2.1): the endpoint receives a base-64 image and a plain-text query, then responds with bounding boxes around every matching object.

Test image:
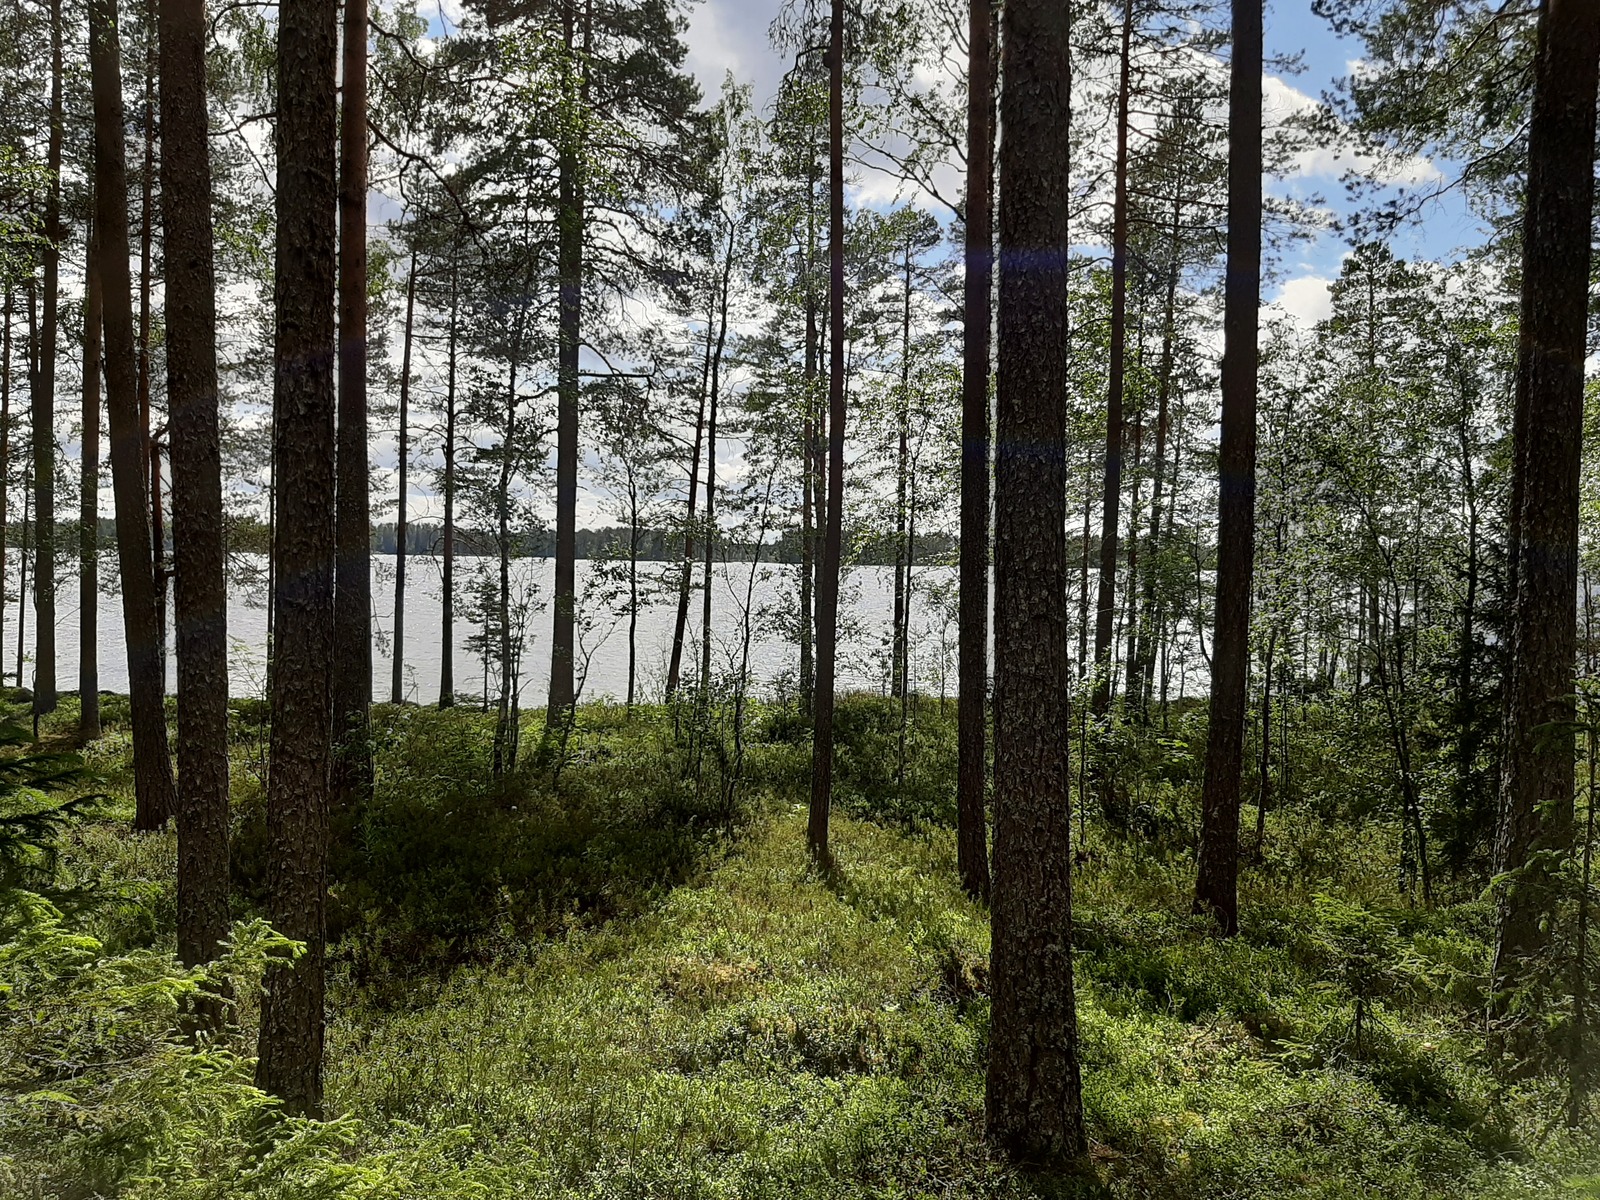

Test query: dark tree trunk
[547,0,588,729]
[1090,0,1134,719]
[957,0,994,903]
[391,249,417,704]
[88,0,177,832]
[892,234,912,701]
[1192,0,1263,937]
[799,162,819,717]
[663,340,705,703]
[809,0,847,865]
[1492,0,1600,991]
[161,0,230,968]
[256,0,337,1116]
[984,0,1084,1163]
[137,7,165,695]
[699,241,733,699]
[332,0,371,810]
[32,0,62,720]
[79,222,101,743]
[439,253,458,707]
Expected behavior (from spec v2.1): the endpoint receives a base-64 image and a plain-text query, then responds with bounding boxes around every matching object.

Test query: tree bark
[957,0,994,903]
[137,2,165,695]
[332,0,371,809]
[79,222,102,743]
[984,0,1084,1163]
[391,249,417,704]
[161,0,231,969]
[1492,0,1600,992]
[1090,0,1134,719]
[32,0,63,720]
[256,0,338,1116]
[439,251,458,707]
[547,0,588,729]
[89,0,177,832]
[808,0,846,865]
[1192,0,1263,937]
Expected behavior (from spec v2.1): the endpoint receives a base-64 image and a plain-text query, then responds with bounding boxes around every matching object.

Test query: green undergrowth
[1,697,1597,1198]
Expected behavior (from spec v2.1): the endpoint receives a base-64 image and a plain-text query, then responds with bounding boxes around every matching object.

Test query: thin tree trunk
[957,0,995,902]
[332,0,371,810]
[663,344,706,703]
[137,2,165,695]
[1192,0,1263,937]
[89,0,177,832]
[808,0,846,866]
[1090,0,1134,719]
[892,233,911,701]
[439,252,458,707]
[256,0,338,1116]
[984,0,1084,1161]
[799,162,819,716]
[1492,0,1600,992]
[546,0,588,728]
[32,0,63,720]
[391,248,417,704]
[699,242,732,700]
[79,220,102,743]
[16,456,27,689]
[161,0,231,969]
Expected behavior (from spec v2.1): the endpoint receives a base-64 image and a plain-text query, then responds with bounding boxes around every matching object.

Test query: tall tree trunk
[89,0,177,832]
[492,345,521,776]
[699,241,733,700]
[547,0,588,729]
[1090,0,1134,718]
[892,234,911,701]
[332,0,371,810]
[32,0,63,720]
[1138,235,1182,713]
[161,0,231,970]
[799,161,819,717]
[957,0,994,902]
[984,0,1084,1162]
[390,248,417,704]
[663,334,706,703]
[256,0,337,1116]
[1492,0,1600,993]
[16,451,27,689]
[137,4,165,694]
[79,221,102,743]
[808,0,846,865]
[1192,0,1263,937]
[439,252,458,708]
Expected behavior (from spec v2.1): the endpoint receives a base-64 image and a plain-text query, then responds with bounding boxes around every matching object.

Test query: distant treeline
[368,523,958,568]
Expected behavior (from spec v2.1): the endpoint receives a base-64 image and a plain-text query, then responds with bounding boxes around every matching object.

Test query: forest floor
[3,697,1599,1198]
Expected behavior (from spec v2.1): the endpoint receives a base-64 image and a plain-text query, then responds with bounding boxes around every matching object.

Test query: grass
[2,695,1598,1197]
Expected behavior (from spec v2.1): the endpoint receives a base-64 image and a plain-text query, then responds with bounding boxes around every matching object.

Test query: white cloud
[1269,274,1334,328]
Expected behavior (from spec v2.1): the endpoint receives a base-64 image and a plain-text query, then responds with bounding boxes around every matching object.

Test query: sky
[678,0,1487,327]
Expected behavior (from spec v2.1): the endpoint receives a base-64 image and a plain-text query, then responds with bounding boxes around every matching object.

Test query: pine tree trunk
[439,253,458,708]
[699,243,732,701]
[663,341,705,703]
[1090,0,1134,719]
[88,0,177,832]
[256,0,337,1116]
[799,164,818,717]
[957,0,994,903]
[32,0,62,720]
[1492,0,1600,993]
[137,7,165,695]
[79,221,101,743]
[332,0,371,810]
[984,0,1084,1162]
[1192,0,1263,937]
[547,0,588,729]
[160,0,231,968]
[808,0,847,865]
[391,249,417,704]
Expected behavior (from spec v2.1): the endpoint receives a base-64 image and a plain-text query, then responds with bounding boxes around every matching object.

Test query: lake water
[1,551,1211,706]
